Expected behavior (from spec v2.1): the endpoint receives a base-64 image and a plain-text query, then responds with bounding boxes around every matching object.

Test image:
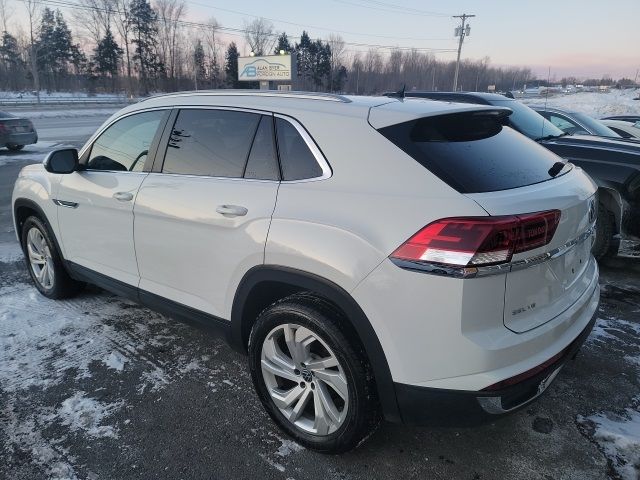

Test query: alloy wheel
[260,323,349,436]
[26,227,55,290]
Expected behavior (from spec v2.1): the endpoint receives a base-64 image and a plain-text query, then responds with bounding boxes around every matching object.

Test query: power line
[30,0,457,55]
[327,0,452,17]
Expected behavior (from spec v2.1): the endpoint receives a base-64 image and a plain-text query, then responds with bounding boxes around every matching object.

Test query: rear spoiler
[368,100,512,129]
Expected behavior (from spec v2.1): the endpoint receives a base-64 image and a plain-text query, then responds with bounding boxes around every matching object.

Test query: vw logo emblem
[301,368,313,382]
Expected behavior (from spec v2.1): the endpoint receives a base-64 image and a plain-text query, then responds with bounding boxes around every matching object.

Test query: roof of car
[402,91,513,103]
[529,105,579,115]
[116,89,502,122]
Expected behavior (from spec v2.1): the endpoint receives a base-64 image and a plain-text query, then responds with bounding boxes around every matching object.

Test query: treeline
[0,0,560,96]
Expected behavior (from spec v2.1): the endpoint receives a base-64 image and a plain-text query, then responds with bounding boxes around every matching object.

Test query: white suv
[12,91,600,453]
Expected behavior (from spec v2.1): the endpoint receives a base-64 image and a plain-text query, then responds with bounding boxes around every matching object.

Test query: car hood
[543,134,640,154]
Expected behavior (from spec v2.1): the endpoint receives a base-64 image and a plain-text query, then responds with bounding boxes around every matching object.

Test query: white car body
[12,91,599,426]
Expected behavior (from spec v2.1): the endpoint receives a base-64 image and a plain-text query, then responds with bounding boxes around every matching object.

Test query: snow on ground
[521,88,640,118]
[0,141,72,167]
[5,108,119,120]
[0,242,23,262]
[57,392,123,438]
[0,91,128,100]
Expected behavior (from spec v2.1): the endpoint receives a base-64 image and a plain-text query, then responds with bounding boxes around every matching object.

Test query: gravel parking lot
[1,132,639,480]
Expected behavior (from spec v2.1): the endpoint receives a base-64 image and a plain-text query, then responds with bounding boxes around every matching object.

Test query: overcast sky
[8,0,640,79]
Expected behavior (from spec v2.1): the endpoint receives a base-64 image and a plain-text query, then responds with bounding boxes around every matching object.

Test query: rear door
[133,108,280,318]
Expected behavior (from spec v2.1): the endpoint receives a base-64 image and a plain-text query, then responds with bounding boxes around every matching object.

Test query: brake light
[391,210,560,268]
[0,122,8,134]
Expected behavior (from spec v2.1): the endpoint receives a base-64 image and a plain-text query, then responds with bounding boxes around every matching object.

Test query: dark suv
[394,92,640,258]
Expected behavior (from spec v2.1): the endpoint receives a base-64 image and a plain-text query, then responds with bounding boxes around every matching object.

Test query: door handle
[113,191,134,202]
[216,205,248,217]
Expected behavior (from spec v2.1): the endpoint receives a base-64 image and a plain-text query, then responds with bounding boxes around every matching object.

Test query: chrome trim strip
[52,199,78,209]
[391,223,596,279]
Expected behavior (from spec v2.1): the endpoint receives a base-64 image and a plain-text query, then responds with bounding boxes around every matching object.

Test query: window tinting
[244,116,280,180]
[88,110,164,172]
[379,112,571,194]
[162,109,260,178]
[275,117,323,181]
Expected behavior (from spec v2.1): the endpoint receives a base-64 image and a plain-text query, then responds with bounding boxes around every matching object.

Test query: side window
[88,110,165,172]
[162,109,260,178]
[275,117,324,181]
[548,114,586,135]
[244,116,280,180]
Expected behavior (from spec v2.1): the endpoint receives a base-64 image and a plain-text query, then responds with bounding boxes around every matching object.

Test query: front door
[56,110,168,286]
[134,108,280,318]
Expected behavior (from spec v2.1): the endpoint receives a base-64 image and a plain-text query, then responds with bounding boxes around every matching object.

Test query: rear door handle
[216,205,248,217]
[113,191,134,202]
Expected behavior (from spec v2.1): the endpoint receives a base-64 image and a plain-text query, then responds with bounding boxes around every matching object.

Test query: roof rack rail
[142,90,351,103]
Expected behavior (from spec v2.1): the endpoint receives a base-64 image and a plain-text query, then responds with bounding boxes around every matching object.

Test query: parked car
[601,115,640,123]
[13,91,600,453]
[393,92,640,259]
[601,119,640,139]
[0,110,38,151]
[532,106,621,138]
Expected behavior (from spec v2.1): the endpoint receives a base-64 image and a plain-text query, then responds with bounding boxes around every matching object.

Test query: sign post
[238,55,293,90]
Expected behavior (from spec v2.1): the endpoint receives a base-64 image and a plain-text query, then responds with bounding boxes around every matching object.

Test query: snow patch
[578,406,640,480]
[103,351,128,371]
[522,88,640,118]
[0,241,23,262]
[275,438,304,458]
[57,392,122,438]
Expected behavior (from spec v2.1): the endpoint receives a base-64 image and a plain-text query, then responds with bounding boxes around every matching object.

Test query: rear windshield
[378,112,571,193]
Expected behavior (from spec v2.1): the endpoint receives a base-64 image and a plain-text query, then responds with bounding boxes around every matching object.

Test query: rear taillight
[391,210,560,269]
[0,122,8,134]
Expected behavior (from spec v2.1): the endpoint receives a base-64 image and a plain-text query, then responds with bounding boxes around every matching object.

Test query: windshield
[572,112,621,138]
[488,99,564,140]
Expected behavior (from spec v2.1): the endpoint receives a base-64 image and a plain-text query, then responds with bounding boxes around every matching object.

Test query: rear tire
[20,215,83,299]
[592,203,619,260]
[248,293,380,453]
[7,144,24,151]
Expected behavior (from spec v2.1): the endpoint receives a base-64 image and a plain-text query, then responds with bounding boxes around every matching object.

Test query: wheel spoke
[283,324,302,364]
[289,387,312,422]
[315,382,341,424]
[305,356,339,371]
[261,358,299,383]
[271,384,305,410]
[314,369,348,400]
[313,390,331,435]
[294,326,316,363]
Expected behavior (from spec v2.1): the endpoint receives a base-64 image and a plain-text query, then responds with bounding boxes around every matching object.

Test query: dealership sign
[238,55,292,82]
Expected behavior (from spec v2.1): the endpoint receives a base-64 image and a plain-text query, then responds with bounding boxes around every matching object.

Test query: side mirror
[43,148,79,174]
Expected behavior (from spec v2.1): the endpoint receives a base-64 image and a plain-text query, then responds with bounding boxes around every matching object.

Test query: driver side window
[87,110,166,172]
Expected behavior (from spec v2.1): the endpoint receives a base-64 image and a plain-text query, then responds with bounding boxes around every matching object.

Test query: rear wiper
[535,132,569,141]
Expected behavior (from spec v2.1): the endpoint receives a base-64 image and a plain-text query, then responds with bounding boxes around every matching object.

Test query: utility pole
[452,13,475,91]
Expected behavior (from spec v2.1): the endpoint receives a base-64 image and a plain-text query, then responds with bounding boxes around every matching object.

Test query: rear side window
[163,109,260,178]
[275,118,323,181]
[378,112,570,193]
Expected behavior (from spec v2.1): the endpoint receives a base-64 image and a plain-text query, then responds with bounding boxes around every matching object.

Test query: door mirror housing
[43,148,79,174]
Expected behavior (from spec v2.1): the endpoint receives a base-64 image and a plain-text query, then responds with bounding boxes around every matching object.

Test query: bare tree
[0,0,13,33]
[202,16,221,87]
[327,33,345,92]
[243,17,274,56]
[113,0,132,82]
[155,0,186,84]
[71,0,114,46]
[22,0,40,101]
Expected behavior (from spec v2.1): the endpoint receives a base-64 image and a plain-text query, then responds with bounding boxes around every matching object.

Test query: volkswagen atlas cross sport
[12,90,600,453]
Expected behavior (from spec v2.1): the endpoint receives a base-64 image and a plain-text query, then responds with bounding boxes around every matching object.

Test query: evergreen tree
[128,0,162,94]
[224,42,240,88]
[36,8,74,90]
[294,31,312,88]
[0,32,26,90]
[193,39,206,89]
[274,32,291,54]
[94,28,123,77]
[209,54,220,88]
[295,32,330,90]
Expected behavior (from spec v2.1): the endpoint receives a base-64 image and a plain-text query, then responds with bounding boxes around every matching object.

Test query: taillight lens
[0,122,8,134]
[391,210,561,268]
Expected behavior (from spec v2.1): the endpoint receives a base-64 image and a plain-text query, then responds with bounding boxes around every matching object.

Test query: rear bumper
[2,132,38,146]
[393,306,597,425]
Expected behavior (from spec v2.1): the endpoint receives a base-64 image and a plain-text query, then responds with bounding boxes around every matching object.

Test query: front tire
[592,203,619,260]
[7,144,25,151]
[20,215,83,299]
[248,294,380,453]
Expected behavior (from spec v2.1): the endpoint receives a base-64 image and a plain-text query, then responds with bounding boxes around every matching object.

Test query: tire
[592,203,619,260]
[248,293,380,453]
[7,144,25,151]
[20,215,83,299]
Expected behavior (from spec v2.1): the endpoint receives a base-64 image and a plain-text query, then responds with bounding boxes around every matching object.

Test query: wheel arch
[13,198,66,263]
[595,184,623,234]
[230,265,401,422]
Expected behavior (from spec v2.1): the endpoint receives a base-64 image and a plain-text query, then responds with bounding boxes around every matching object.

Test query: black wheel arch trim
[230,265,401,422]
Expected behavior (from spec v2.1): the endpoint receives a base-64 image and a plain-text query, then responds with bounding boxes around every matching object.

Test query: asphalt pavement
[0,112,639,480]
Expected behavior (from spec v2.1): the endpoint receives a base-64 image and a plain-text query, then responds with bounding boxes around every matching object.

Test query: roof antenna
[388,84,406,99]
